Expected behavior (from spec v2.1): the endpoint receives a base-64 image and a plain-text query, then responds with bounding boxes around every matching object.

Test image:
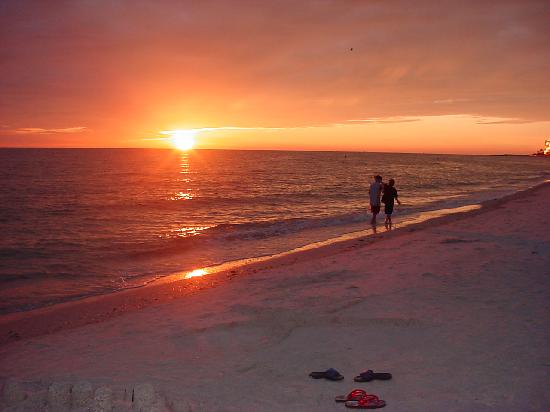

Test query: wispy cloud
[143,124,343,141]
[163,117,421,135]
[12,127,89,135]
[144,116,429,141]
[346,117,421,124]
[433,98,473,104]
[473,117,536,125]
[162,126,289,134]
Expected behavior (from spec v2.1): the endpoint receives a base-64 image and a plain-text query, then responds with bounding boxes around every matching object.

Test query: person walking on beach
[369,175,383,225]
[382,178,401,229]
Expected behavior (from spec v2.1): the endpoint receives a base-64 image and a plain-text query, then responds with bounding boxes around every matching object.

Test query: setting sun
[165,130,196,150]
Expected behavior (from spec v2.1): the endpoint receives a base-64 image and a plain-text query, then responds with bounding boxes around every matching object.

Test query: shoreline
[0,181,548,410]
[1,180,548,346]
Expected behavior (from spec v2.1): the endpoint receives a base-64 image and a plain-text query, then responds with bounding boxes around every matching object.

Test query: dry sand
[1,183,549,411]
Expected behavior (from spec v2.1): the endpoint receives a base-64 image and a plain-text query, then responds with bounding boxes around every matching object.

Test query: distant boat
[532,139,550,156]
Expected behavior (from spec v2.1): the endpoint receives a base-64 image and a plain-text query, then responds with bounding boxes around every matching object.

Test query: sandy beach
[1,182,549,411]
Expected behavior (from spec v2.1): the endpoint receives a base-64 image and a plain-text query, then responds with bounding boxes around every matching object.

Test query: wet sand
[0,182,549,411]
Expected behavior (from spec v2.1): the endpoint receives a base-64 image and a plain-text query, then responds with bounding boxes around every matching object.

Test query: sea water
[1,149,548,313]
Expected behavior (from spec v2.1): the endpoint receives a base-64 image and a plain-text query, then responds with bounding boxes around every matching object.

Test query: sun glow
[162,130,196,150]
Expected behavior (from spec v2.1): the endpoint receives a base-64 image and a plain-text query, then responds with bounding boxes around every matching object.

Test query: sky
[1,0,549,154]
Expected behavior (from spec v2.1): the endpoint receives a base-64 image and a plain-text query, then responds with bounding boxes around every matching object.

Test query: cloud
[163,117,423,134]
[144,116,423,141]
[433,98,473,104]
[474,118,536,125]
[144,124,339,140]
[346,117,421,124]
[11,127,89,135]
[145,111,540,141]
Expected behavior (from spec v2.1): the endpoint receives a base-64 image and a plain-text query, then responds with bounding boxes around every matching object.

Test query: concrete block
[2,379,25,405]
[23,390,48,410]
[72,381,93,409]
[131,384,155,411]
[93,386,113,412]
[114,385,135,403]
[111,405,132,412]
[169,399,192,412]
[177,400,209,412]
[150,397,169,412]
[1,405,20,412]
[48,381,72,410]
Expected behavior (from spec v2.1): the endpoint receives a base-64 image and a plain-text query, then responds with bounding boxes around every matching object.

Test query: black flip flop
[353,370,392,382]
[309,368,344,381]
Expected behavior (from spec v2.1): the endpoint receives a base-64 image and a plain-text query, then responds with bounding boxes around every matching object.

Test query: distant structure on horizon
[532,139,550,156]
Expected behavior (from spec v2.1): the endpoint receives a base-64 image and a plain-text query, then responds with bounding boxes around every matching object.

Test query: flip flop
[345,397,386,409]
[308,368,344,381]
[335,390,377,403]
[353,370,392,382]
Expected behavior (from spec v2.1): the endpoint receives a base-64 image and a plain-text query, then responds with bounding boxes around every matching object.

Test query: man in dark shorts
[369,175,383,225]
[382,178,401,228]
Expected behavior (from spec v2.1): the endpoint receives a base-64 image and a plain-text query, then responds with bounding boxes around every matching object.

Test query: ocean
[1,149,548,314]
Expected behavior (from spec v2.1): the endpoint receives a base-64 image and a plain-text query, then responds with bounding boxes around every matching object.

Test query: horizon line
[0,146,534,157]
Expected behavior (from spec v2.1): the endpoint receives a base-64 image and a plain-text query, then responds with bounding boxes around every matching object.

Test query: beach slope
[1,184,549,411]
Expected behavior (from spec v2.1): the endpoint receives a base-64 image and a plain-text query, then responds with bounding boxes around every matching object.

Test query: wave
[121,210,370,260]
[117,186,508,262]
[82,191,367,212]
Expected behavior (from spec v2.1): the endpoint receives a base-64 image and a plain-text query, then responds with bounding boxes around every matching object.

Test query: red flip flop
[345,396,386,409]
[335,389,377,402]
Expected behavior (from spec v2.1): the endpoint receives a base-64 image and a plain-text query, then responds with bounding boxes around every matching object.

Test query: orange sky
[1,1,549,154]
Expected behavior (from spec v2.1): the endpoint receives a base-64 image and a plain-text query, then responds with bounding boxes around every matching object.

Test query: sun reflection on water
[171,226,211,237]
[184,269,209,279]
[171,191,193,200]
[170,153,195,201]
[180,154,190,174]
